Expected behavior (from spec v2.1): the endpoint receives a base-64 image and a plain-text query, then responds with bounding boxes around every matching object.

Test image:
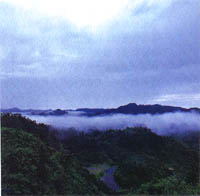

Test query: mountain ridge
[1,103,200,116]
[75,103,200,116]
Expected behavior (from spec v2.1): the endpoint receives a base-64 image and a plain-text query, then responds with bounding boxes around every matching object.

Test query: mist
[25,112,200,135]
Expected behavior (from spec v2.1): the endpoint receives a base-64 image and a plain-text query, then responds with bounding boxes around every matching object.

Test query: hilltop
[1,103,200,116]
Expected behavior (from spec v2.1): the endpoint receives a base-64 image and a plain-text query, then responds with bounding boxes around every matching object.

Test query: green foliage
[1,113,61,150]
[62,126,199,194]
[1,114,199,195]
[1,127,111,195]
[114,160,171,190]
[135,175,200,195]
[2,127,69,195]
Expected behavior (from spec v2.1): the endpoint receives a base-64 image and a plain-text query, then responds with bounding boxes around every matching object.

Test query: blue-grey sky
[0,0,200,109]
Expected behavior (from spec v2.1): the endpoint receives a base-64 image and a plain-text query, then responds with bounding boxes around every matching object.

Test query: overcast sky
[0,0,200,109]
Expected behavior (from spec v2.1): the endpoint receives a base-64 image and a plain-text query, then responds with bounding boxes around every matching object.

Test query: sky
[0,0,200,109]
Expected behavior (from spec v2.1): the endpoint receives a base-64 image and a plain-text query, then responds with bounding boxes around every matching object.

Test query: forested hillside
[1,113,200,195]
[1,114,111,195]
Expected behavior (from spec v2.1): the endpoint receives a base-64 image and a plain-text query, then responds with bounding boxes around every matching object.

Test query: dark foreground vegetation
[1,113,200,195]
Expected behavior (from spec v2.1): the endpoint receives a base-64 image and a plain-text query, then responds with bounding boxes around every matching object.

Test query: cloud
[154,93,200,103]
[25,112,200,135]
[1,0,200,108]
[0,0,133,28]
[152,93,200,108]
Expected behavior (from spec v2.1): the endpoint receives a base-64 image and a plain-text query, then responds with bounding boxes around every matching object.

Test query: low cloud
[25,112,200,135]
[152,92,200,108]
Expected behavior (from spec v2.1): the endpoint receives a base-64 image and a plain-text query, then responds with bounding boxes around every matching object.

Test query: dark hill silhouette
[76,103,200,116]
[1,103,200,116]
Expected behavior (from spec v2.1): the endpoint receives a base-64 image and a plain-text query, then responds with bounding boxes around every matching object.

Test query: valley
[1,112,200,195]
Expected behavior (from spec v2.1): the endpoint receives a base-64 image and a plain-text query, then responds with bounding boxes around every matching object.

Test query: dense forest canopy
[1,113,200,195]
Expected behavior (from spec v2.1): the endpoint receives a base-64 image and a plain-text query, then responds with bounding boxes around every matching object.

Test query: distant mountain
[1,103,200,116]
[1,107,22,113]
[30,109,68,116]
[76,108,106,113]
[76,103,200,116]
[1,108,47,114]
[1,108,68,116]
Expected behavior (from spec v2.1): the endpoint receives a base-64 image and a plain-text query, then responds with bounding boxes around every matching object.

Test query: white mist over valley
[25,111,200,135]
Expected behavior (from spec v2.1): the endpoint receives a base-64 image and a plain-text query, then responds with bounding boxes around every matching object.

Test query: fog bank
[25,112,200,135]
